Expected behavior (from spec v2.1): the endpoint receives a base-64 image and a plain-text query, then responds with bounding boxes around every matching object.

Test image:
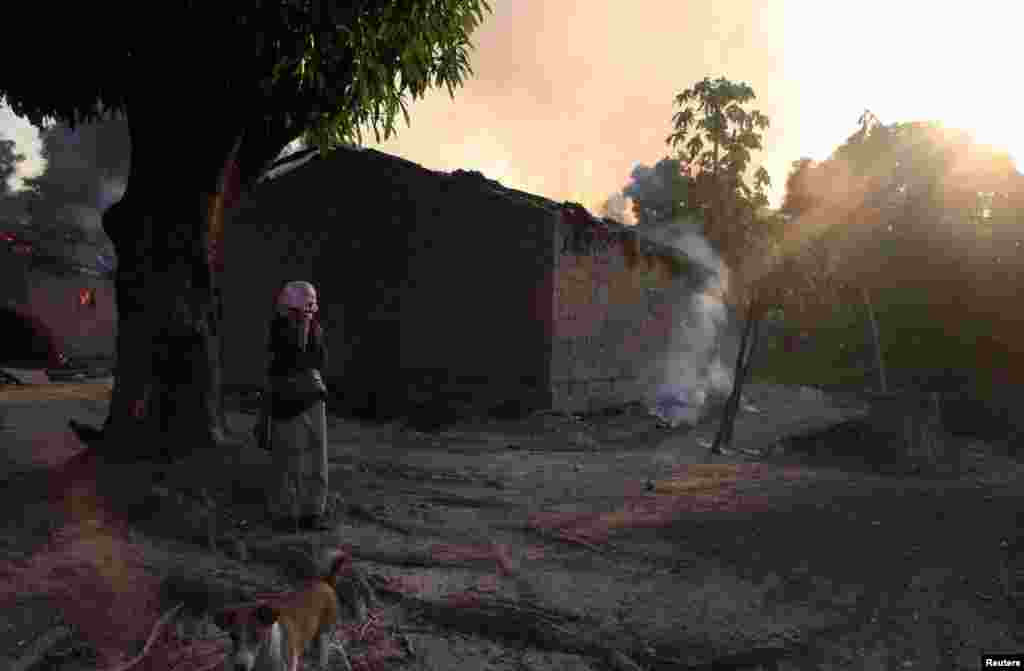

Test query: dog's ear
[254,604,279,626]
[326,547,352,578]
[328,553,350,578]
[213,610,235,630]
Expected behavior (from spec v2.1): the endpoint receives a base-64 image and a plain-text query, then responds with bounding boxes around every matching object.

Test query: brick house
[0,230,116,367]
[220,146,712,417]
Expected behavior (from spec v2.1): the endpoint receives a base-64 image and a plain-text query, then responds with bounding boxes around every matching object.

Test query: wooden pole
[861,286,887,392]
[724,310,761,445]
[710,295,761,456]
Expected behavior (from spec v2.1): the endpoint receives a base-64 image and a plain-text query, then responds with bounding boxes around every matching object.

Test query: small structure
[0,229,116,367]
[221,147,713,417]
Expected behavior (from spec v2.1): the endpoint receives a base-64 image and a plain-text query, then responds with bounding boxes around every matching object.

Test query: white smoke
[598,191,635,225]
[0,105,46,191]
[637,215,736,427]
[98,177,126,212]
[633,217,728,293]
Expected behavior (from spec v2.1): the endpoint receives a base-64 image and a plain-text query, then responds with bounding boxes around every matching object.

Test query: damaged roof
[259,145,713,286]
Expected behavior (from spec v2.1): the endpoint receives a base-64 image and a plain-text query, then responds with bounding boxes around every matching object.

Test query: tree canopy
[666,77,771,209]
[771,112,1024,398]
[12,120,130,249]
[1,1,492,191]
[0,136,29,227]
[664,77,774,275]
[779,158,820,218]
[0,136,25,198]
[0,1,495,456]
[599,78,779,295]
[779,116,1021,292]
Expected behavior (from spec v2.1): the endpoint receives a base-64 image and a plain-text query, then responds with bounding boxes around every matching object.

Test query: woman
[264,280,331,531]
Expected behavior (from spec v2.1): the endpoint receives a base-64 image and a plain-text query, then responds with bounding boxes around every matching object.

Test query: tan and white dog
[214,552,352,671]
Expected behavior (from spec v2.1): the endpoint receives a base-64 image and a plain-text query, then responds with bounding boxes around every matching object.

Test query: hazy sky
[2,1,1021,210]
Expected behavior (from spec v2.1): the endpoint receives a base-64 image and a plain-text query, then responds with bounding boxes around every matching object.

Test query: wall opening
[0,306,64,368]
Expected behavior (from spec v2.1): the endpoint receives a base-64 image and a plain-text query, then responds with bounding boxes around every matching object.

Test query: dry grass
[0,450,163,668]
[0,381,113,403]
[529,463,804,547]
[651,463,752,495]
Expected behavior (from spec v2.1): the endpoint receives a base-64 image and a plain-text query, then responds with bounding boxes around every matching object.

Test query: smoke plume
[597,192,635,225]
[633,214,737,426]
[98,177,126,213]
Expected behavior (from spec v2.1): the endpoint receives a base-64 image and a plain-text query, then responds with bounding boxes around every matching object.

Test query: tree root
[494,521,609,554]
[97,603,183,671]
[8,625,73,671]
[420,491,524,510]
[341,563,378,622]
[346,503,414,536]
[352,547,469,569]
[400,592,645,667]
[398,592,797,671]
[344,502,499,545]
[350,546,518,572]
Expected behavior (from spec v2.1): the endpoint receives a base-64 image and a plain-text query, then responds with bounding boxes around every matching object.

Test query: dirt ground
[0,380,1021,670]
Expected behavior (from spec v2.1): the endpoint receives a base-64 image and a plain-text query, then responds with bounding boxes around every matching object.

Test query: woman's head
[277,280,318,321]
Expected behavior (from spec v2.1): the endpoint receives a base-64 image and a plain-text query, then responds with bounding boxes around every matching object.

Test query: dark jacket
[267,314,328,419]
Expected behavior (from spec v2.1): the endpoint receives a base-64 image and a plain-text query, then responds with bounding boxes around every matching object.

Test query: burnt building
[220,146,713,418]
[0,230,116,368]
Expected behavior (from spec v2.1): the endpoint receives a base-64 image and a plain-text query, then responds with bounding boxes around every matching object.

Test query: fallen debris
[0,368,50,386]
[347,503,414,536]
[400,592,798,671]
[422,492,523,510]
[8,625,73,671]
[0,369,25,386]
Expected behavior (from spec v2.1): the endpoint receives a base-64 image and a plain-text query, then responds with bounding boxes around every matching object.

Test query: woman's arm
[314,324,327,371]
[269,316,326,373]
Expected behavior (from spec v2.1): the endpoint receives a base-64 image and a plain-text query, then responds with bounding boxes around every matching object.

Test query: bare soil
[1,381,1021,670]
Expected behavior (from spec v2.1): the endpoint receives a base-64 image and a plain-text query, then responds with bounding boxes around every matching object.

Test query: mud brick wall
[223,147,706,417]
[0,246,30,305]
[0,246,116,360]
[222,150,407,415]
[550,215,701,413]
[223,152,556,417]
[401,172,556,415]
[25,271,117,359]
[222,187,333,392]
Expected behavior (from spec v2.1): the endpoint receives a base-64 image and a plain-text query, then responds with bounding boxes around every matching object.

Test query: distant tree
[25,119,131,202]
[780,158,821,218]
[822,116,1018,290]
[1,0,493,460]
[0,136,25,197]
[10,119,131,256]
[0,137,28,225]
[775,111,1024,397]
[665,77,772,272]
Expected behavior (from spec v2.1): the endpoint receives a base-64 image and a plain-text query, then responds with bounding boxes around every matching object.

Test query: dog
[214,552,353,671]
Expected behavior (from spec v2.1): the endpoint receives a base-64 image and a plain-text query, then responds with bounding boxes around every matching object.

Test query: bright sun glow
[783,1,1023,171]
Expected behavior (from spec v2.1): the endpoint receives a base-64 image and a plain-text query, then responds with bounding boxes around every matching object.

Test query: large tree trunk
[94,127,244,461]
